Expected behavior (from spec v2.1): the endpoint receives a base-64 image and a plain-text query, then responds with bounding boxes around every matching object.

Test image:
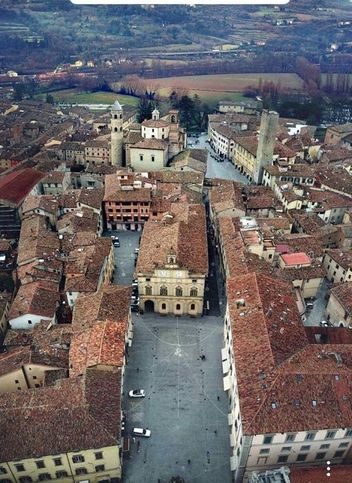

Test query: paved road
[109,230,141,285]
[122,313,231,483]
[188,134,250,184]
[304,279,329,327]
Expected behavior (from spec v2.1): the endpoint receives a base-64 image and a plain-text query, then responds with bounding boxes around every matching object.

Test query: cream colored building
[136,204,208,316]
[223,273,352,482]
[325,282,352,328]
[128,109,186,172]
[0,369,124,483]
[323,249,352,284]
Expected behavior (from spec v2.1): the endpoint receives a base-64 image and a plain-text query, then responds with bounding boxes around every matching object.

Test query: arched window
[176,304,181,310]
[145,286,152,296]
[190,287,198,297]
[190,303,195,310]
[161,303,166,310]
[114,114,117,119]
[160,286,168,296]
[175,286,183,297]
[114,127,117,132]
[171,115,176,123]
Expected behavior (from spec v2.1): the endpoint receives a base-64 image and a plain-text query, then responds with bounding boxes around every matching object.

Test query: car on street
[320,320,328,327]
[131,304,139,313]
[113,240,120,247]
[132,428,151,437]
[129,389,146,398]
[134,248,139,254]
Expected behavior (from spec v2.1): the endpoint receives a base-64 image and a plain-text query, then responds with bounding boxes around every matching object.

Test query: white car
[129,389,145,398]
[133,427,151,438]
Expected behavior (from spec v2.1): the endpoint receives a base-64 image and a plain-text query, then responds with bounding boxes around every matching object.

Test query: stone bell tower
[110,99,123,166]
[254,110,279,185]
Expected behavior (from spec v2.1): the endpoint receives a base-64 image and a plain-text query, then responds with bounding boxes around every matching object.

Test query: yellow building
[136,203,208,316]
[0,368,123,483]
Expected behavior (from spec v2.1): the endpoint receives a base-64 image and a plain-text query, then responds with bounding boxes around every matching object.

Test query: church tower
[152,108,160,120]
[110,99,123,166]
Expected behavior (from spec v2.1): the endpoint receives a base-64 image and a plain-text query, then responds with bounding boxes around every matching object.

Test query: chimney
[254,110,279,184]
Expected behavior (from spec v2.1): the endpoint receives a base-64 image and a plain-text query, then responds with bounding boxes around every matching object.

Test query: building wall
[326,292,352,327]
[222,303,352,482]
[323,253,352,283]
[0,300,10,338]
[9,314,52,330]
[142,125,169,140]
[1,445,121,483]
[233,143,256,180]
[0,364,61,394]
[104,200,150,230]
[291,277,323,299]
[137,269,205,316]
[85,147,111,165]
[130,148,167,172]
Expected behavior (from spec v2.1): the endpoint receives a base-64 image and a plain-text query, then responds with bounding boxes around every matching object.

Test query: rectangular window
[95,465,105,472]
[282,447,292,452]
[259,449,270,455]
[95,452,103,460]
[316,452,326,460]
[75,468,87,476]
[334,450,345,458]
[151,155,155,162]
[345,429,352,437]
[326,431,336,439]
[53,458,62,466]
[339,442,349,448]
[139,154,143,161]
[297,454,307,462]
[278,455,288,463]
[35,461,45,469]
[15,465,25,472]
[320,444,330,449]
[286,434,296,442]
[301,445,310,451]
[263,435,273,445]
[72,455,85,463]
[306,433,316,441]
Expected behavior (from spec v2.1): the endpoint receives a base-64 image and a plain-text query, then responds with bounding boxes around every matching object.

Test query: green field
[35,89,139,107]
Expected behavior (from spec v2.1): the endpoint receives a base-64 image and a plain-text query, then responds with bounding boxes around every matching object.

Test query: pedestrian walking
[132,437,136,443]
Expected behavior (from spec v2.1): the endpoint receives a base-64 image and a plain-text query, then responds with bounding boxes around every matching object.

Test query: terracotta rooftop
[72,285,131,332]
[22,195,60,216]
[42,171,66,184]
[290,465,352,483]
[104,174,151,202]
[315,166,352,197]
[8,281,59,321]
[132,137,168,150]
[17,215,60,266]
[281,252,311,266]
[325,249,352,271]
[78,187,104,210]
[149,170,203,187]
[142,119,169,128]
[330,282,352,316]
[0,368,122,461]
[69,320,127,377]
[136,203,208,275]
[0,168,45,207]
[64,238,111,293]
[227,272,352,435]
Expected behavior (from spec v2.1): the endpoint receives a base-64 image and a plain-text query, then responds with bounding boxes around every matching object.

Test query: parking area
[122,313,231,483]
[188,134,250,184]
[108,230,141,285]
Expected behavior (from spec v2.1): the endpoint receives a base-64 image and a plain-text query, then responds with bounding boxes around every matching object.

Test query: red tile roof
[0,168,45,207]
[281,252,311,266]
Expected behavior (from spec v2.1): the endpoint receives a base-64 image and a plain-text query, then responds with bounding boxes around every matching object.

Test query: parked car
[129,389,146,398]
[113,240,120,247]
[131,304,139,313]
[134,248,139,255]
[320,320,328,327]
[132,428,151,438]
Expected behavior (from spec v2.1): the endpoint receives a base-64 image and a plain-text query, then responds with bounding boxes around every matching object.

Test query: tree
[46,93,54,104]
[13,83,24,101]
[137,97,154,123]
